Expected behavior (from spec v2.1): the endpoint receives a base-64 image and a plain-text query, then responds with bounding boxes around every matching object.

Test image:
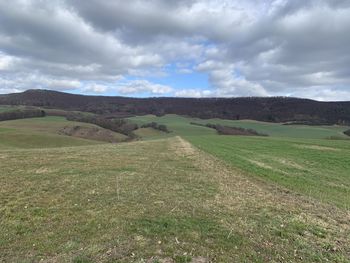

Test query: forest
[1,89,350,125]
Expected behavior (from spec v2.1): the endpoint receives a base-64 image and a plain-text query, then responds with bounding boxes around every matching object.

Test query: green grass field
[129,114,349,139]
[187,135,350,209]
[129,115,350,209]
[134,127,173,140]
[1,114,350,262]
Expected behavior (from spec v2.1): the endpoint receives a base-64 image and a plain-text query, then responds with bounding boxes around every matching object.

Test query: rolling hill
[1,89,350,124]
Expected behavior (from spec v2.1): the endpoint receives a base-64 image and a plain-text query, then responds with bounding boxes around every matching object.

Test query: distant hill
[1,89,350,124]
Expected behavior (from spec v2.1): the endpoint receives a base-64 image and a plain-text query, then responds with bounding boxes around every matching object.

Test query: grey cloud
[0,0,349,100]
[67,0,249,43]
[0,0,163,70]
[210,0,350,99]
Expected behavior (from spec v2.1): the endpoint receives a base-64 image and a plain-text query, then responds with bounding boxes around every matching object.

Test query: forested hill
[1,89,350,124]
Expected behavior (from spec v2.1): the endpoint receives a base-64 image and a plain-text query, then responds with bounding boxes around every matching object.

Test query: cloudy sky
[0,0,350,100]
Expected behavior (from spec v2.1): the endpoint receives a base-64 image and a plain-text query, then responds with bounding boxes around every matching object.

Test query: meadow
[1,114,349,262]
[129,115,350,209]
[129,114,349,139]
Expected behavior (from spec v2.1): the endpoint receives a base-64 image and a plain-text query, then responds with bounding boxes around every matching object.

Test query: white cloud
[0,74,81,91]
[116,80,173,95]
[0,88,22,95]
[82,83,109,94]
[289,87,350,102]
[0,53,15,70]
[175,89,213,97]
[197,60,268,96]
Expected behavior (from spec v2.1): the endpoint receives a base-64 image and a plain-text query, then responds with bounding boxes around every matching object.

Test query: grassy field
[0,116,126,148]
[129,114,349,139]
[187,135,350,209]
[1,114,350,262]
[134,127,173,141]
[129,115,350,209]
[1,137,349,262]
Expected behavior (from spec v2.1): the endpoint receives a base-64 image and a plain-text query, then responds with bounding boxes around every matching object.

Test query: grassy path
[1,137,349,262]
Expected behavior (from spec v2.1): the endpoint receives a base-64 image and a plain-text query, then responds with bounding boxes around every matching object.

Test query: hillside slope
[1,89,350,124]
[0,116,126,148]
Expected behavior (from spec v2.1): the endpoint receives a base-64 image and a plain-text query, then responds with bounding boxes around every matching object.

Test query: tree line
[0,109,46,121]
[190,122,268,136]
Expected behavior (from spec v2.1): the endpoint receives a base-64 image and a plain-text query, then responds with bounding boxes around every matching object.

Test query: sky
[0,0,350,101]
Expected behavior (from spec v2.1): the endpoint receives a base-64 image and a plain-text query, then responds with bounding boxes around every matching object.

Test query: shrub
[344,129,350,136]
[141,122,170,133]
[190,122,267,136]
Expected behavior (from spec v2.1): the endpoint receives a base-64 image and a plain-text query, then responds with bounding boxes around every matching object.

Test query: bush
[213,124,268,136]
[344,129,350,136]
